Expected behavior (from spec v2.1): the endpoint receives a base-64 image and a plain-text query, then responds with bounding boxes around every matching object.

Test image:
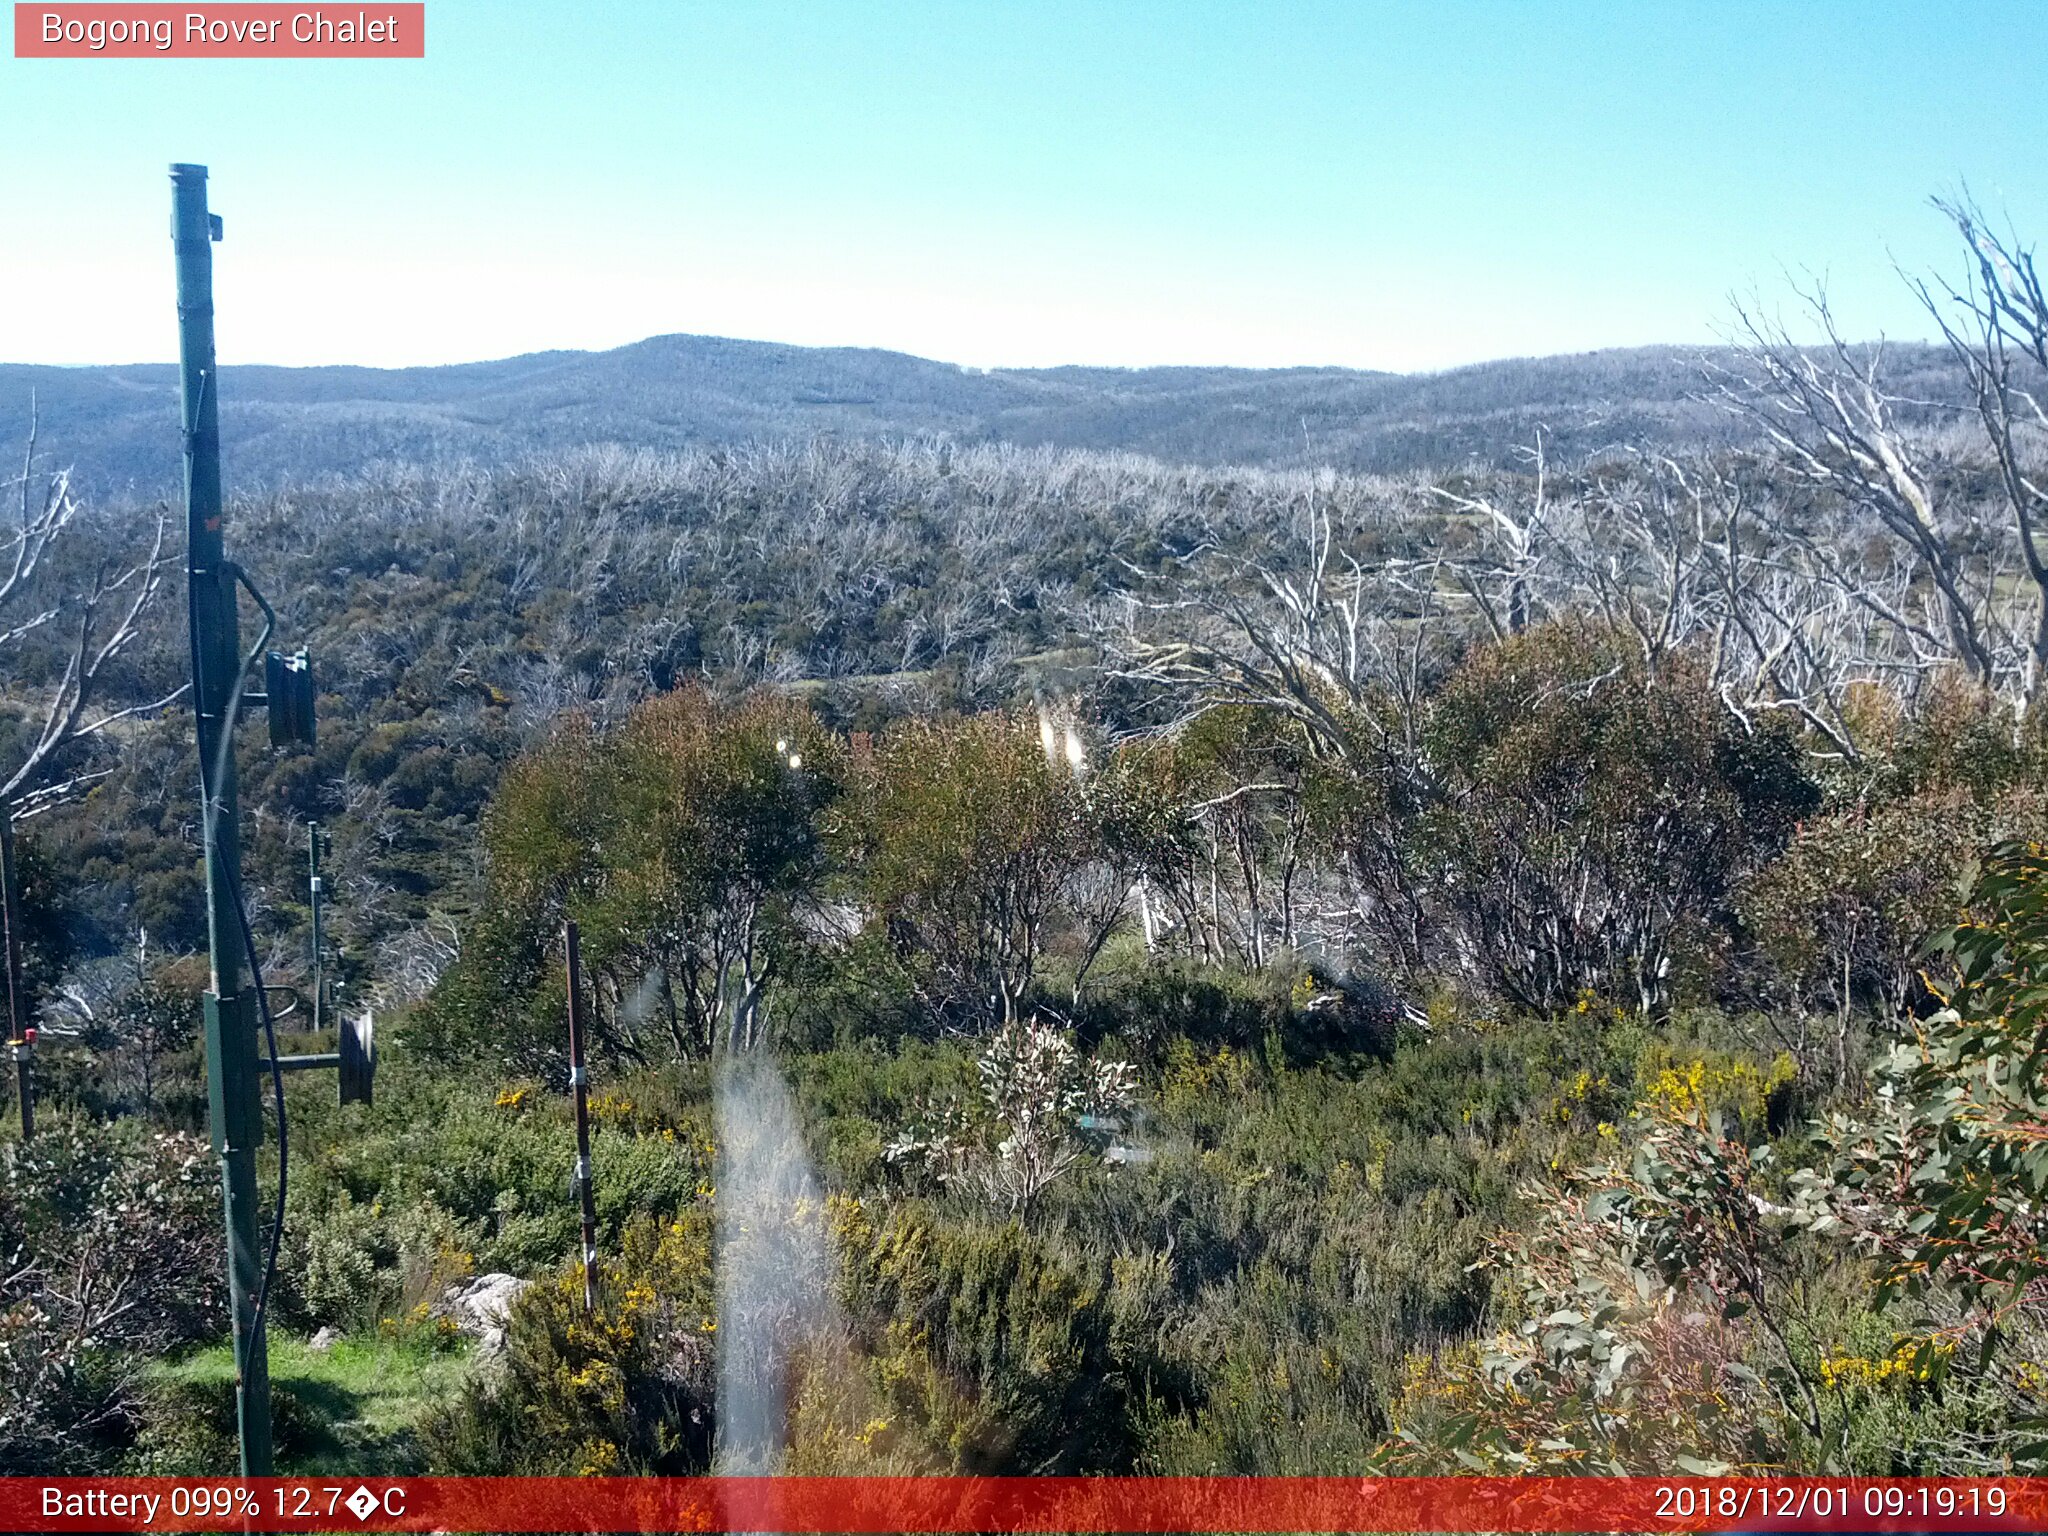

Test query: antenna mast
[173,160,272,1476]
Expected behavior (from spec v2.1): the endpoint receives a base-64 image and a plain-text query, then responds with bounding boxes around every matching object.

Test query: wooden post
[0,810,30,1139]
[564,920,600,1313]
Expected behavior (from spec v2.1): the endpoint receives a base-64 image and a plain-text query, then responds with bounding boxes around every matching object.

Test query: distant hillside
[0,332,1952,490]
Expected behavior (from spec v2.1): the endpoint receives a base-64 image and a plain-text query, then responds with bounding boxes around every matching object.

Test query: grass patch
[145,1333,473,1475]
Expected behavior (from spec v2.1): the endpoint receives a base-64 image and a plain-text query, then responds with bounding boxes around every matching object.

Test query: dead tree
[1709,207,2048,717]
[1911,194,2048,701]
[1574,455,1883,761]
[1431,429,1556,639]
[1097,488,1460,975]
[1713,289,1996,661]
[0,416,178,1036]
[1104,490,1454,766]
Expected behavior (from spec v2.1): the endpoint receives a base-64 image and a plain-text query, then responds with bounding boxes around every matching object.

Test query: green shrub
[277,1058,715,1323]
[0,1114,222,1473]
[1345,621,1818,1014]
[775,931,927,1051]
[1073,959,1293,1061]
[1788,838,2048,1469]
[834,1198,1150,1473]
[1737,786,2048,1046]
[783,1039,974,1192]
[842,713,1095,1027]
[127,1375,323,1475]
[426,1214,717,1475]
[285,1191,476,1335]
[413,688,845,1071]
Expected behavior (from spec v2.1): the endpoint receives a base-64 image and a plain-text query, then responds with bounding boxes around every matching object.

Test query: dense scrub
[6,208,2048,1471]
[17,634,2048,1476]
[28,439,1449,1018]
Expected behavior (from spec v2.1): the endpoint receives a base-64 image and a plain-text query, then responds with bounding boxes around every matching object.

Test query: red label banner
[13,4,424,57]
[3,1476,2048,1533]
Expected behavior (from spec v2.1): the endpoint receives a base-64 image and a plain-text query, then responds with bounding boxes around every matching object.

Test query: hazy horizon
[0,325,1896,379]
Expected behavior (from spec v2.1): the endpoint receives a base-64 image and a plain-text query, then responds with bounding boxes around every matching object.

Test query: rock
[307,1325,342,1353]
[439,1272,530,1356]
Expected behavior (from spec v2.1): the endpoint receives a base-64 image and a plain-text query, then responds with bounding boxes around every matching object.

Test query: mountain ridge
[0,330,1946,490]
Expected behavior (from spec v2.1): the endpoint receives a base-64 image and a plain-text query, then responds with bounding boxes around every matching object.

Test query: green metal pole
[173,161,272,1477]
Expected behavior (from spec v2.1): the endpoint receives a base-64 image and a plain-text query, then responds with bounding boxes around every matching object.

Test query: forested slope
[2,333,1961,491]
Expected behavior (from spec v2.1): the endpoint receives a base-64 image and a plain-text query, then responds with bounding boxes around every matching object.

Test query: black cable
[183,459,289,1381]
[227,859,288,1349]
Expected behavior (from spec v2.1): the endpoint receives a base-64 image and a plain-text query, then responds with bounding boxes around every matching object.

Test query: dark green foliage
[836,1201,1147,1473]
[413,688,843,1071]
[404,902,559,1076]
[1069,957,1398,1068]
[1739,787,2048,1031]
[1348,622,1819,1013]
[6,828,78,1021]
[320,993,1670,1480]
[1818,840,2048,1334]
[129,1374,325,1475]
[1071,959,1295,1059]
[273,1055,714,1330]
[844,713,1096,1025]
[1731,683,2048,1075]
[1113,709,1352,974]
[771,930,928,1053]
[780,1040,973,1191]
[1832,673,2048,806]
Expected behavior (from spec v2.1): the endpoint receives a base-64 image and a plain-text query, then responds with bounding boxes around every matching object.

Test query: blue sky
[3,0,2042,371]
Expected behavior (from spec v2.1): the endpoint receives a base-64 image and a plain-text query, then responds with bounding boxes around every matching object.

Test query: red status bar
[6,1476,2048,1533]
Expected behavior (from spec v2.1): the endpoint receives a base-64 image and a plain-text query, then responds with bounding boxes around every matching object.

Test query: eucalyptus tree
[423,688,841,1070]
[844,713,1096,1028]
